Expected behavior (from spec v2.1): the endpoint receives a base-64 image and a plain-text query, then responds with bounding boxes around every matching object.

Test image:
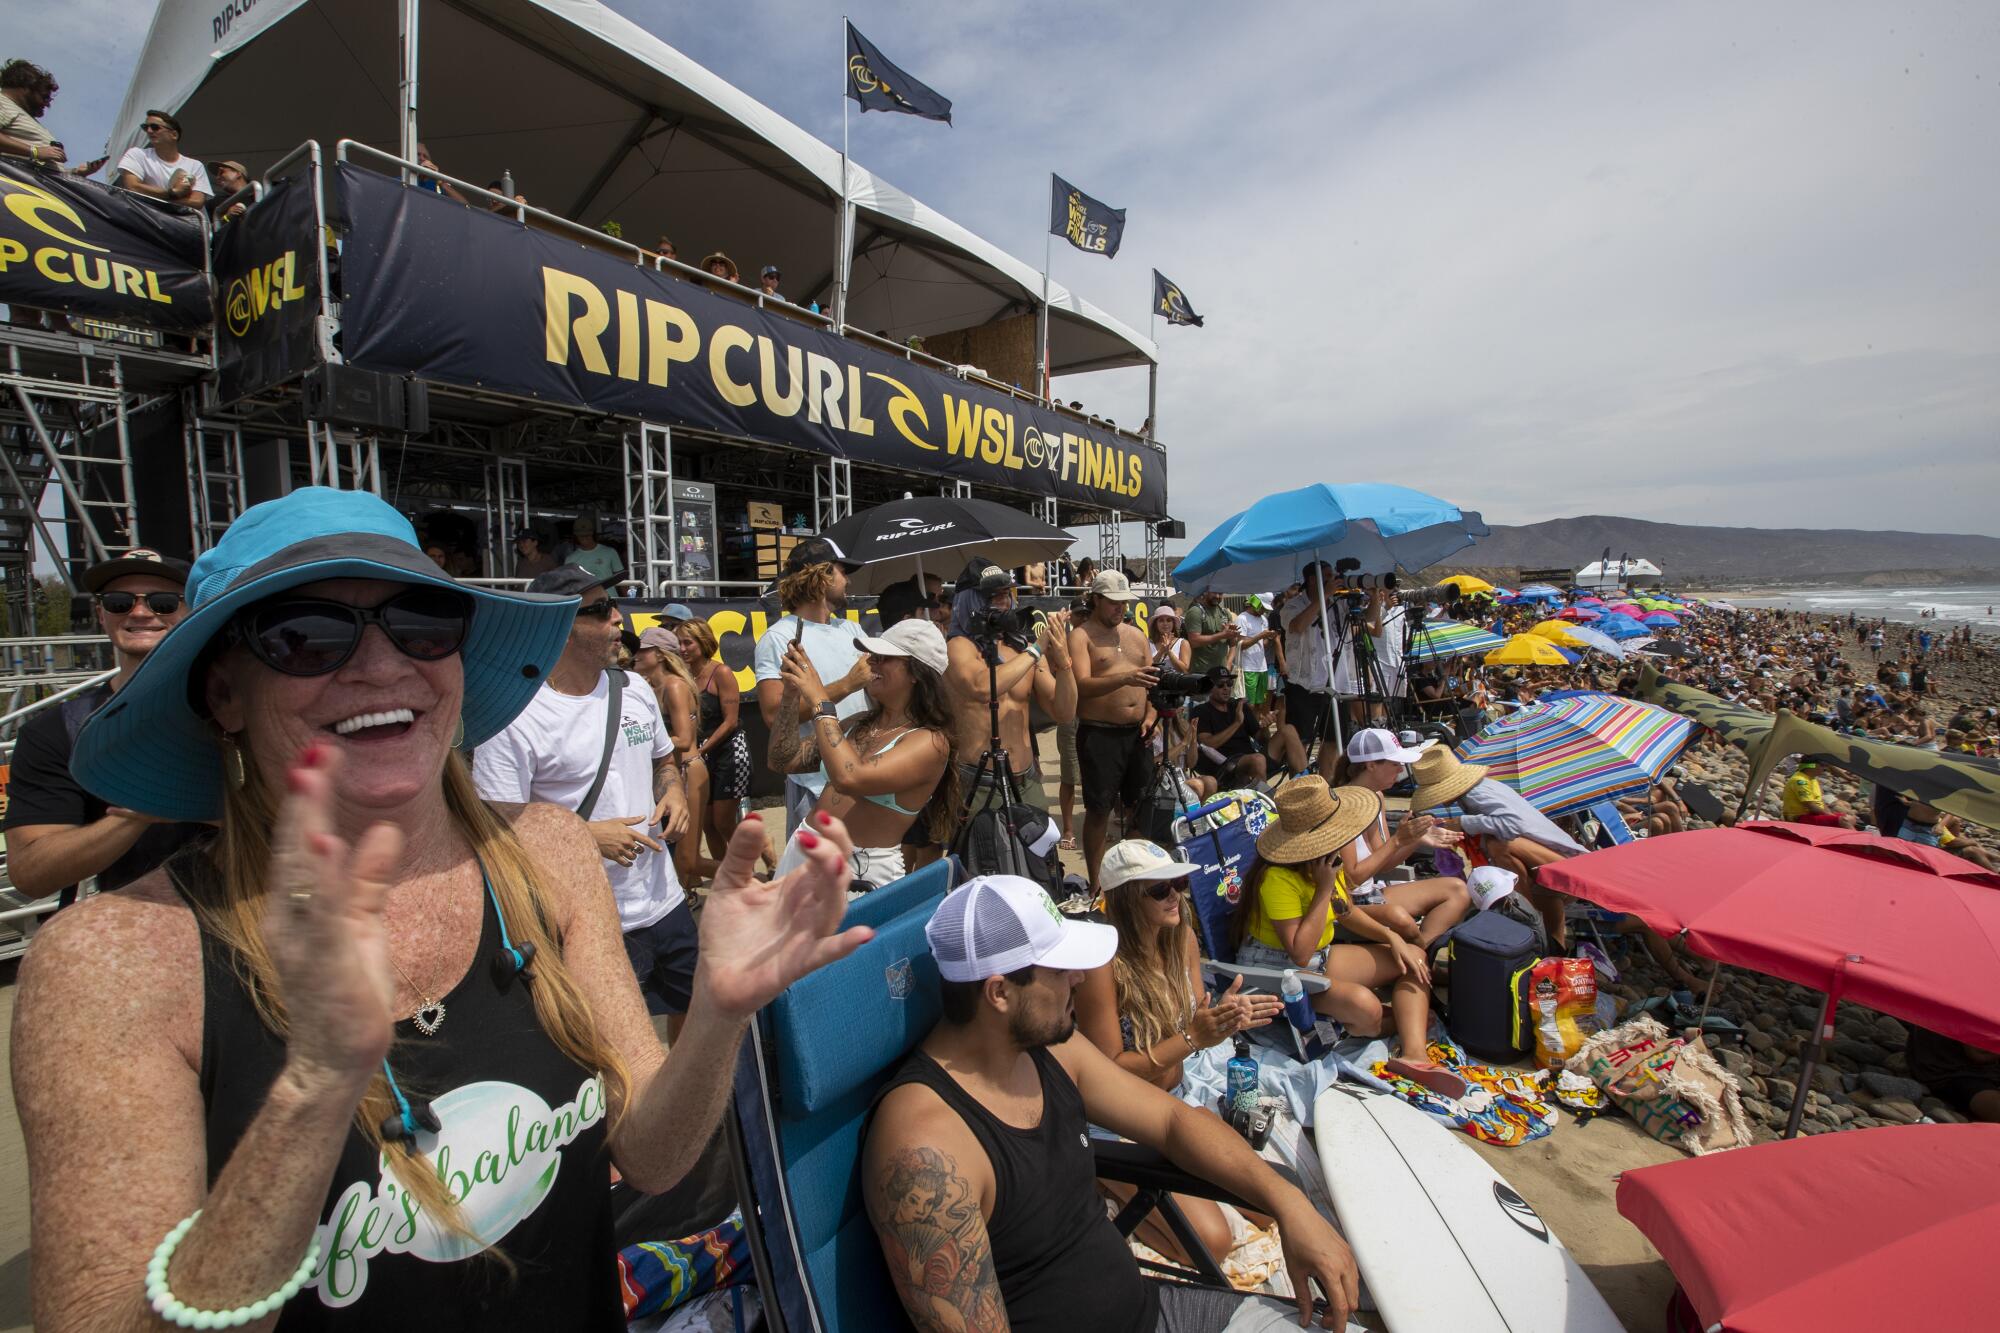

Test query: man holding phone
[755,536,873,833]
[0,60,106,176]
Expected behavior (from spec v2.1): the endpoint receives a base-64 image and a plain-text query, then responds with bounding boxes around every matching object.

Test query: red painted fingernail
[798,829,820,849]
[816,812,833,827]
[301,743,326,767]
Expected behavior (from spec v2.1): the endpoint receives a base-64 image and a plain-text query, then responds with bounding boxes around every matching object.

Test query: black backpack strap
[577,669,625,820]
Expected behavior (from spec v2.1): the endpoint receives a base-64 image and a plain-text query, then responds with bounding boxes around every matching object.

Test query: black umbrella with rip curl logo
[821,495,1073,593]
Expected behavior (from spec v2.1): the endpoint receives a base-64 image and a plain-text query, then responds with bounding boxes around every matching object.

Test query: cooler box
[1430,910,1541,1062]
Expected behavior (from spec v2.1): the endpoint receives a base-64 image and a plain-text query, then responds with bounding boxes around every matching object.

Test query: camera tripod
[948,631,1037,877]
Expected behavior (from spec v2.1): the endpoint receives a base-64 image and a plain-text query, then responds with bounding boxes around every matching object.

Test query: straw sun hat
[1255,778,1379,865]
[1408,746,1490,812]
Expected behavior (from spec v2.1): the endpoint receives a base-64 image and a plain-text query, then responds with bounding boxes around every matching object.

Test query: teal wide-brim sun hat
[73,487,580,822]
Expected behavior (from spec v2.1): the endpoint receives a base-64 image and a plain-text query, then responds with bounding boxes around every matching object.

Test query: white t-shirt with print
[471,670,682,930]
[1235,611,1269,674]
[115,146,212,196]
[753,614,868,797]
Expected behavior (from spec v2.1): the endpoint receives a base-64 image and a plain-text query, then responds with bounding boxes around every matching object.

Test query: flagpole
[1039,216,1052,404]
[834,17,851,328]
[1146,305,1158,442]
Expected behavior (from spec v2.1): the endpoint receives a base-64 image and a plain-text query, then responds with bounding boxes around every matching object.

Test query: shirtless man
[943,561,1077,813]
[1068,571,1157,890]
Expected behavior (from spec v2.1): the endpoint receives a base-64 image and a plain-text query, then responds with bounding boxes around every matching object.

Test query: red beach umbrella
[1617,1123,2000,1333]
[1538,821,2000,1135]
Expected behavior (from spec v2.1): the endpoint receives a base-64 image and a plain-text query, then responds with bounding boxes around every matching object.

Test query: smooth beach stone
[1920,1098,1967,1124]
[1858,1071,1927,1101]
[1871,1098,1922,1124]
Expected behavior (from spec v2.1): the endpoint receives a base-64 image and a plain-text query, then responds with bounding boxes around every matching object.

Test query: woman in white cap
[769,617,960,888]
[1228,778,1460,1093]
[11,488,868,1330]
[1075,839,1283,1265]
[1326,728,1471,945]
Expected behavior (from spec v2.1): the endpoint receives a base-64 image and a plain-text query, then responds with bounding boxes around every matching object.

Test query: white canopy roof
[111,0,1156,375]
[1576,558,1664,580]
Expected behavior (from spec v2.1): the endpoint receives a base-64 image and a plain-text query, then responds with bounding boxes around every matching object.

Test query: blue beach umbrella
[1641,612,1682,628]
[1171,483,1489,593]
[1594,613,1654,641]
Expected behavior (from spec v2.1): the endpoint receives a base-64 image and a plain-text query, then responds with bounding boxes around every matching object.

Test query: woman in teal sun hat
[13,488,873,1329]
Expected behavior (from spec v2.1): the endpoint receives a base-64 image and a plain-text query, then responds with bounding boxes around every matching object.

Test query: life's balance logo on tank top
[309,1074,605,1306]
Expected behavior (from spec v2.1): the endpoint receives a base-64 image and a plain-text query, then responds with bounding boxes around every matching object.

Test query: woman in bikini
[677,618,753,873]
[768,619,960,889]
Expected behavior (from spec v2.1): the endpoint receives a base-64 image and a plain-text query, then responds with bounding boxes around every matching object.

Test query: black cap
[875,577,927,628]
[761,265,781,278]
[785,535,860,574]
[527,564,622,597]
[955,557,1013,595]
[513,527,543,544]
[84,548,191,593]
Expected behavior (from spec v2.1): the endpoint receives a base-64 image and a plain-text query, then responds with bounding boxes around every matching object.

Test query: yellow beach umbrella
[1440,574,1495,596]
[1529,619,1589,648]
[1485,634,1574,666]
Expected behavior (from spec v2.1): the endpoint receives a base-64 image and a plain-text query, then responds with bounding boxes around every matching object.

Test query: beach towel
[1574,1016,1752,1156]
[1370,1035,1558,1147]
[617,1208,753,1321]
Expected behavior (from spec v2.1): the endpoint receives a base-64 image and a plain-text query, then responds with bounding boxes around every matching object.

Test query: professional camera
[1149,663,1231,715]
[955,558,1030,649]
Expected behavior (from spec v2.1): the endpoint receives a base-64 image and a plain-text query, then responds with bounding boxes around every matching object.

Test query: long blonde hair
[194,746,631,1241]
[1103,881,1197,1055]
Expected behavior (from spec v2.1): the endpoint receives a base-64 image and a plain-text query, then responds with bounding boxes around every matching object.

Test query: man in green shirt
[1182,588,1238,676]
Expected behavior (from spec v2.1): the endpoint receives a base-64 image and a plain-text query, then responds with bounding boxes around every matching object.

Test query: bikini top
[821,726,927,816]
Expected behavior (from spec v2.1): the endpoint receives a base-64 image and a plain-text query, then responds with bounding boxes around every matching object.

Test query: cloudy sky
[29,0,1999,543]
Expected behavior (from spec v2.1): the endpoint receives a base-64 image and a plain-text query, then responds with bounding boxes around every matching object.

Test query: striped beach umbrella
[1406,619,1507,661]
[1458,693,1696,817]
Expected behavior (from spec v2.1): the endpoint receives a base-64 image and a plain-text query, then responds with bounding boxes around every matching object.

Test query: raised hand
[261,744,405,1090]
[692,813,874,1020]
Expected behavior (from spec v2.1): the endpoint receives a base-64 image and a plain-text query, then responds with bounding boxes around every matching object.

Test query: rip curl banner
[212,174,321,404]
[0,160,208,330]
[334,167,1165,517]
[846,22,953,123]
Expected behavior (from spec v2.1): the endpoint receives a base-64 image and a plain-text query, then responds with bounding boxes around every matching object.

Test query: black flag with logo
[846,23,953,123]
[1050,175,1125,258]
[1152,270,1204,327]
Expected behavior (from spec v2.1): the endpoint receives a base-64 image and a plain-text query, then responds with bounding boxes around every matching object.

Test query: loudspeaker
[1153,518,1186,540]
[301,364,429,434]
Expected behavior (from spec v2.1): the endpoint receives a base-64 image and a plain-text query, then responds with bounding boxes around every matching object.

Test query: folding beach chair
[1172,789,1276,962]
[728,859,1266,1331]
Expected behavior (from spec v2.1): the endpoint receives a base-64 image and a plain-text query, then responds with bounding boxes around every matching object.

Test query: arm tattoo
[768,689,807,773]
[653,756,682,804]
[873,1146,1009,1333]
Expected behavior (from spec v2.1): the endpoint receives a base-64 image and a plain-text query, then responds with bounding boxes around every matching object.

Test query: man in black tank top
[865,876,1360,1332]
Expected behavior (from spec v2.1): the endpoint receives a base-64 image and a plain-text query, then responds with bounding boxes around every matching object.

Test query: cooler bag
[1429,910,1541,1062]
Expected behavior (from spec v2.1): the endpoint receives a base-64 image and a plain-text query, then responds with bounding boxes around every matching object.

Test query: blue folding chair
[729,859,1264,1330]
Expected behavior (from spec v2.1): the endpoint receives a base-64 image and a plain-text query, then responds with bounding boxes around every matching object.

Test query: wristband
[147,1208,321,1328]
[1024,644,1042,661]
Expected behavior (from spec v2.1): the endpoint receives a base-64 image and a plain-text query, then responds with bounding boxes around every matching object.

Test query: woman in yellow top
[1230,777,1455,1088]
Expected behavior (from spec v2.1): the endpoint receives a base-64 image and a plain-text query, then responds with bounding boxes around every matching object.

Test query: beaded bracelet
[145,1208,322,1329]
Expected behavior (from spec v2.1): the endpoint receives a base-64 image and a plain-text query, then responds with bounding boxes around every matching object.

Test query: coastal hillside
[1459,516,2000,582]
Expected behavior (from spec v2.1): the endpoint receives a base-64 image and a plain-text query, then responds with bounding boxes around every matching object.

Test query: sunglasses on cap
[226,586,472,676]
[98,590,184,615]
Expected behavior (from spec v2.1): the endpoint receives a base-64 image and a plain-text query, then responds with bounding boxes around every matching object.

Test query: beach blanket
[1370,1036,1558,1147]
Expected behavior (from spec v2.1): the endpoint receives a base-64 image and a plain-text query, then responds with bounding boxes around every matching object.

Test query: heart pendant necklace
[392,954,446,1036]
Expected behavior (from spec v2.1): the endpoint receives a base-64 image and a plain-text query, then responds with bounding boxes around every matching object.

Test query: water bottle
[1279,970,1316,1034]
[1226,1036,1260,1114]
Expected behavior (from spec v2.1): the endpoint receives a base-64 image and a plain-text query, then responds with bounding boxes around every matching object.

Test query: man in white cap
[864,875,1359,1333]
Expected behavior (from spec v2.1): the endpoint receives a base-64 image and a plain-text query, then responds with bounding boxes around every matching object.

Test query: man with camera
[1068,571,1159,891]
[1276,562,1345,780]
[943,559,1076,814]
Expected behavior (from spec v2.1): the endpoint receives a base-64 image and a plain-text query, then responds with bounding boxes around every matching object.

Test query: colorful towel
[1371,1036,1558,1147]
[617,1208,753,1321]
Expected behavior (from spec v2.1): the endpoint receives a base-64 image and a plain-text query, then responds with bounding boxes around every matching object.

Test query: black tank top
[178,854,621,1330]
[875,1048,1156,1333]
[695,681,723,743]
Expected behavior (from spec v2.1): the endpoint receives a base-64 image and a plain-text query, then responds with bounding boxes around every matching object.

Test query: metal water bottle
[1280,970,1316,1034]
[1226,1035,1260,1114]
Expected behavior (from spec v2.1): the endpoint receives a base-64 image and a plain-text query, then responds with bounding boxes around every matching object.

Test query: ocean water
[1726,585,2000,629]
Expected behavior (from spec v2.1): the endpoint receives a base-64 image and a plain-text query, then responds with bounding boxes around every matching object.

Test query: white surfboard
[1312,1087,1625,1333]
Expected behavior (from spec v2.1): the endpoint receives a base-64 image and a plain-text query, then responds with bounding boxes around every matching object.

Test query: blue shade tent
[1594,613,1654,641]
[1171,483,1488,593]
[1515,584,1564,602]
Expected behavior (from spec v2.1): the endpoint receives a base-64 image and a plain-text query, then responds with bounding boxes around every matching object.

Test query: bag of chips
[1523,956,1601,1069]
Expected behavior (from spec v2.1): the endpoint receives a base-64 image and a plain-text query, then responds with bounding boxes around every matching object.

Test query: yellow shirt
[1781,772,1824,820]
[1248,863,1349,954]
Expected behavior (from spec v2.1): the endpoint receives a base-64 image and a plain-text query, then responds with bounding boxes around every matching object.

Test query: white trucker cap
[1346,727,1429,765]
[926,875,1118,982]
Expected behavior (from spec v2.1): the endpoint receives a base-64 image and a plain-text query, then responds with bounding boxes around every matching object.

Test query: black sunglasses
[229,586,472,676]
[575,600,617,620]
[142,122,170,133]
[98,590,184,615]
[1141,879,1187,902]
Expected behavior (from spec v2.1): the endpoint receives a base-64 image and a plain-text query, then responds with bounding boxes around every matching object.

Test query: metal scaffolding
[622,422,675,596]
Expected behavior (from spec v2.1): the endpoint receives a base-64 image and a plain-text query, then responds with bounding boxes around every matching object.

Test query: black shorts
[1284,684,1333,748]
[624,900,698,1016]
[1077,721,1154,814]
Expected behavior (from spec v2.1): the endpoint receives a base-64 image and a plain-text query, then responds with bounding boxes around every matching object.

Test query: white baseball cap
[1467,865,1519,911]
[1346,727,1428,765]
[926,875,1118,982]
[856,617,948,674]
[1100,840,1190,892]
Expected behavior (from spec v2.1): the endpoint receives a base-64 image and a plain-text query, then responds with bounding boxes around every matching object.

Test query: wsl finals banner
[1050,176,1125,258]
[334,168,1165,517]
